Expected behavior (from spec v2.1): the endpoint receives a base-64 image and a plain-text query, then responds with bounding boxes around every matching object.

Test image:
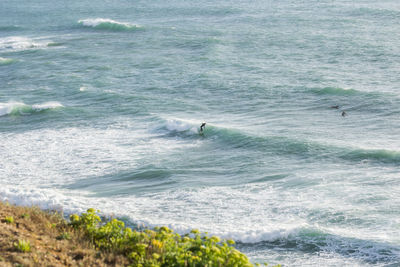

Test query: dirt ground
[0,202,128,267]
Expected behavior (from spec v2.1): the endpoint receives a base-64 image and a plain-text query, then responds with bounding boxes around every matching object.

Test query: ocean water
[1,0,400,265]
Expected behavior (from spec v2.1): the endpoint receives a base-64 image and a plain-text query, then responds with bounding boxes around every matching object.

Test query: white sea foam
[1,123,397,264]
[0,182,300,244]
[32,101,64,111]
[0,36,53,52]
[0,123,199,188]
[0,187,69,212]
[0,180,396,264]
[248,249,372,267]
[0,176,398,265]
[165,119,198,132]
[0,120,398,265]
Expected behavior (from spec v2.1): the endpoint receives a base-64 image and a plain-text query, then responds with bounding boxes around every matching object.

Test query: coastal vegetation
[0,202,278,266]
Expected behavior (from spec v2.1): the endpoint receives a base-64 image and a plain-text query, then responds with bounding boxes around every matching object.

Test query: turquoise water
[1,0,400,265]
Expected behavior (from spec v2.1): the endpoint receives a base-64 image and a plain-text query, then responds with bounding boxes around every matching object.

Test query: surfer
[199,122,206,133]
[330,105,339,109]
[342,111,347,117]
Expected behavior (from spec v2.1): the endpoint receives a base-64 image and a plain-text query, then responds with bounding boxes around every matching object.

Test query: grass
[0,201,123,266]
[56,232,71,240]
[14,240,31,253]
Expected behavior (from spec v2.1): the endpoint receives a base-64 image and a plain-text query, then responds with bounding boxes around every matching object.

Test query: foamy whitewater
[1,0,400,266]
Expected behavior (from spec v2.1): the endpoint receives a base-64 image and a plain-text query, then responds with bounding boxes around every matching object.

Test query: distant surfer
[342,111,347,117]
[199,122,206,134]
[330,105,339,109]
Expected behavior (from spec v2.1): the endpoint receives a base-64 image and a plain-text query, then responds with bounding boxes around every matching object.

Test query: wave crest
[155,118,400,165]
[0,101,63,117]
[0,57,16,65]
[311,87,360,96]
[0,36,55,52]
[78,18,141,31]
[342,148,400,164]
[153,118,200,136]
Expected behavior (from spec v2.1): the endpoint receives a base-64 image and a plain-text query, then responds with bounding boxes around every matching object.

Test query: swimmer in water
[200,122,206,133]
[342,111,347,117]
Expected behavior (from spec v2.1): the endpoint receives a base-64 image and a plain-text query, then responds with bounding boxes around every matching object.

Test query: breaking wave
[78,18,141,31]
[155,118,400,165]
[0,57,16,65]
[0,36,55,52]
[0,101,64,117]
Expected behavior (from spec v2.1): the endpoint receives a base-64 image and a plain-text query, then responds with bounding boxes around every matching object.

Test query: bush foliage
[70,208,257,267]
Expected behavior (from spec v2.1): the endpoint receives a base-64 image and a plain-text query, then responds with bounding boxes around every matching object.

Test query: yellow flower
[191,256,200,262]
[70,214,80,222]
[210,236,221,243]
[151,239,163,249]
[191,229,200,234]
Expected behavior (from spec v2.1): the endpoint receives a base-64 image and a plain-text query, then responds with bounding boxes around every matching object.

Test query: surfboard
[198,128,204,135]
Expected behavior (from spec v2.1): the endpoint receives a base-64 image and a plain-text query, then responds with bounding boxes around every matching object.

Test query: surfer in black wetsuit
[342,111,347,117]
[200,122,206,133]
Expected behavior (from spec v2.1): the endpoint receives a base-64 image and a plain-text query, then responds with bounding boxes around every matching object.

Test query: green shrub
[4,216,14,224]
[14,239,31,253]
[20,213,30,219]
[70,209,256,267]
